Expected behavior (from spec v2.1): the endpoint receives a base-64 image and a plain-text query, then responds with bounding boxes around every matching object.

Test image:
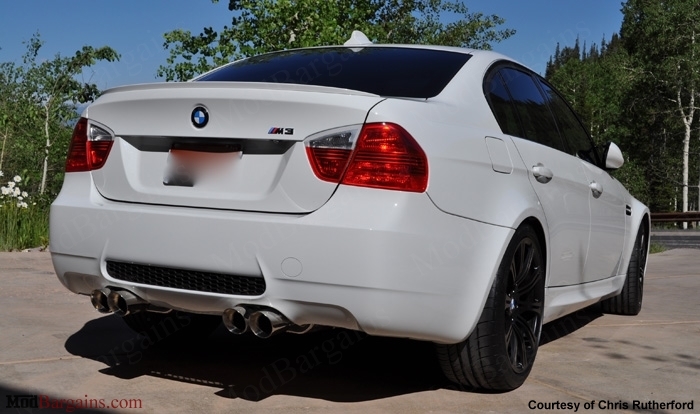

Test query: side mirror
[602,142,624,170]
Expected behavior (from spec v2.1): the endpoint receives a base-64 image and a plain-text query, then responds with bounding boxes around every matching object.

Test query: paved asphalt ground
[0,249,698,414]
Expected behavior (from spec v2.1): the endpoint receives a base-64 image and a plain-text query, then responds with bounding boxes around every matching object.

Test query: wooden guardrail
[650,212,700,222]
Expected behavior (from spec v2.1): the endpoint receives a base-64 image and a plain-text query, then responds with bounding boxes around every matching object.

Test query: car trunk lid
[87,82,384,213]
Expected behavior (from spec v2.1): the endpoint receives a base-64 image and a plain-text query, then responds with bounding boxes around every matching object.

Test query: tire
[121,310,221,344]
[436,224,545,391]
[600,225,647,315]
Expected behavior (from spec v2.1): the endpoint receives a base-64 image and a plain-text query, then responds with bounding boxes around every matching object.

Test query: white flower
[17,196,23,201]
[1,187,9,196]
[0,170,3,177]
[13,187,20,197]
[17,201,28,208]
[21,191,28,198]
[13,175,21,183]
[7,181,15,189]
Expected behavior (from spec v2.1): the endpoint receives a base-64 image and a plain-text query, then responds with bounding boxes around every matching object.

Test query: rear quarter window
[485,73,523,137]
[498,67,565,152]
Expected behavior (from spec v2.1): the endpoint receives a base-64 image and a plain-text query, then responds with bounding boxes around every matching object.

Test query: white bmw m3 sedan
[50,32,650,391]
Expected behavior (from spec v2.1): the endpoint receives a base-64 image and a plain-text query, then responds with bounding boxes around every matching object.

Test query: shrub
[0,171,49,250]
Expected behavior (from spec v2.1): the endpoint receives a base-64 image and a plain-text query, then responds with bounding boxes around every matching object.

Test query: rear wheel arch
[436,220,547,391]
[520,217,547,282]
[601,215,649,316]
[640,213,650,239]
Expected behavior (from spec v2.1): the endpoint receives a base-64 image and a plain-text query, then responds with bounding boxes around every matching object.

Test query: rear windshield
[196,47,471,98]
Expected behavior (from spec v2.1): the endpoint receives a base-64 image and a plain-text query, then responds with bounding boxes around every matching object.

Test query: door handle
[532,163,553,183]
[589,181,603,198]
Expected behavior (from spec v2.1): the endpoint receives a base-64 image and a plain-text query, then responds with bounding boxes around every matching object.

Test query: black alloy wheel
[436,224,545,391]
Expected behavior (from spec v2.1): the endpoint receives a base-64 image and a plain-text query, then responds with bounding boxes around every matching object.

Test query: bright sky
[0,0,623,90]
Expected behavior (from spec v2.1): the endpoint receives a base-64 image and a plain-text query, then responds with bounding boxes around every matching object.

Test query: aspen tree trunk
[679,88,693,229]
[40,101,50,195]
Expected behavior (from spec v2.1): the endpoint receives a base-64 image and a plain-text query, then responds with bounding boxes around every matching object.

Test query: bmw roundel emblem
[191,106,209,128]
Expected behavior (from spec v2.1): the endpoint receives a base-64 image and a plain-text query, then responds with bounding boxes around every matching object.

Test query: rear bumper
[50,173,513,343]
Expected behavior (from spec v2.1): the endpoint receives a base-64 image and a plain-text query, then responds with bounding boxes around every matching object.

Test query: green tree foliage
[546,0,700,214]
[547,35,630,145]
[158,0,515,81]
[0,61,24,172]
[0,34,119,196]
[21,34,120,194]
[546,35,651,204]
[620,0,700,218]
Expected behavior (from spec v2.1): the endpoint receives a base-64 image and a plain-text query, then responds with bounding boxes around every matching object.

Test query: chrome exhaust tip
[222,306,249,334]
[90,289,112,314]
[248,310,291,339]
[107,290,146,317]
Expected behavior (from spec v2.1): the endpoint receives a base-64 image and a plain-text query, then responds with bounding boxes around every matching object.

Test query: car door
[580,162,627,279]
[537,79,627,282]
[486,66,591,287]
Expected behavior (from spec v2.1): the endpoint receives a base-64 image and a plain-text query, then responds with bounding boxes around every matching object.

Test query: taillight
[65,117,114,172]
[343,123,428,192]
[305,122,428,192]
[305,126,360,182]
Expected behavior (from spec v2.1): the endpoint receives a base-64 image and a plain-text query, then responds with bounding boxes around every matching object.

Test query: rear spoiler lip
[101,81,381,99]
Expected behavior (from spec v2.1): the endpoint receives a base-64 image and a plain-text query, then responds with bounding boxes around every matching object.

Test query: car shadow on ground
[65,314,449,402]
[540,305,604,346]
[65,306,603,402]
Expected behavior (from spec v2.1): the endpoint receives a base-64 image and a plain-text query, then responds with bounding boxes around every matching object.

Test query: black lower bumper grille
[106,261,266,296]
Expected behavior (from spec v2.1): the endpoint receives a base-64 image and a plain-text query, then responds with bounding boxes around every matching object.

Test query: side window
[499,67,566,152]
[538,80,600,165]
[485,72,522,137]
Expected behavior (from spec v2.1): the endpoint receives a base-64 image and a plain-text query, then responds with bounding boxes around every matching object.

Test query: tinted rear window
[196,47,471,98]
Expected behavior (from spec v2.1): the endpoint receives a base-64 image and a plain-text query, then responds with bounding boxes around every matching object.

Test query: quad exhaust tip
[90,289,112,314]
[222,306,249,334]
[91,288,146,316]
[91,288,171,316]
[107,290,147,316]
[249,310,292,339]
[224,307,313,338]
[93,294,314,336]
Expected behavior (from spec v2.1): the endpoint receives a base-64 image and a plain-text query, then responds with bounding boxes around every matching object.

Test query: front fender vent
[106,261,266,296]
